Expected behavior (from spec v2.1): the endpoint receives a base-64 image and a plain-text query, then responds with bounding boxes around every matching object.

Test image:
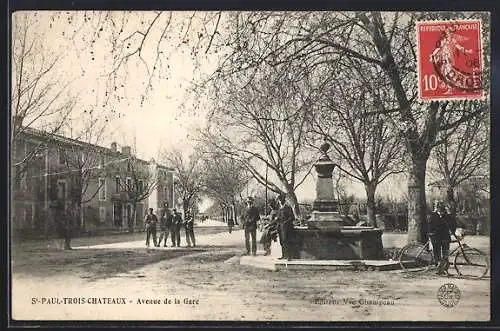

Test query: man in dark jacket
[277,193,295,260]
[171,209,182,247]
[184,211,196,247]
[243,197,260,256]
[144,208,158,247]
[158,208,173,247]
[427,201,458,275]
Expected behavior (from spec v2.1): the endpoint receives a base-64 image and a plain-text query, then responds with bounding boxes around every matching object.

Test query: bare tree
[43,11,222,106]
[11,12,77,215]
[191,11,489,243]
[58,110,110,250]
[199,64,319,216]
[202,151,250,224]
[429,113,489,216]
[47,11,490,243]
[310,63,404,227]
[161,148,204,216]
[112,157,159,231]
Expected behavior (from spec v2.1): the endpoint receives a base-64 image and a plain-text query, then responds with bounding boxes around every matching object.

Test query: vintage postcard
[9,10,491,323]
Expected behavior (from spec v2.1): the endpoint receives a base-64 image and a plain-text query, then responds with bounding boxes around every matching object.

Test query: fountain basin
[290,226,384,260]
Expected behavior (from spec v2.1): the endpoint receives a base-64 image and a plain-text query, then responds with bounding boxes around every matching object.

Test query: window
[115,176,120,192]
[58,149,66,165]
[137,180,143,194]
[126,177,132,192]
[127,161,131,172]
[99,178,106,201]
[164,186,168,200]
[99,207,106,223]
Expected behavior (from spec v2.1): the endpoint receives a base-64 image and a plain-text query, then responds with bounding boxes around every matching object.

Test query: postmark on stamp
[437,283,461,308]
[416,20,484,101]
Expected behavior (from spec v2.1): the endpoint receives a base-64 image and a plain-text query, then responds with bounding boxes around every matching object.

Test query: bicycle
[398,230,489,279]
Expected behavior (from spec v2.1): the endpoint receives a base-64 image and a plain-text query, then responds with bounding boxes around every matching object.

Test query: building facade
[11,127,174,238]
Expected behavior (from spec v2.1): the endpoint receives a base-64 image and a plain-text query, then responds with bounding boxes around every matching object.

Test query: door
[113,202,122,228]
[125,204,132,229]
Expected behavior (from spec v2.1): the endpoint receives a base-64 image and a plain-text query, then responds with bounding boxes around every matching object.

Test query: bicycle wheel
[453,247,490,279]
[399,243,433,271]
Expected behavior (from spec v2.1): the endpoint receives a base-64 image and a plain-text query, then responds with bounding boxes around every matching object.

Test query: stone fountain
[290,141,384,260]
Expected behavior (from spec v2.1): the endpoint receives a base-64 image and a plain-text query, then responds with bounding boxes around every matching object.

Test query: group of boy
[245,195,459,271]
[243,194,295,260]
[144,207,196,248]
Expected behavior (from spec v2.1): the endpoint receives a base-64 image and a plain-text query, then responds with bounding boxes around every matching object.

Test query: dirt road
[11,229,490,321]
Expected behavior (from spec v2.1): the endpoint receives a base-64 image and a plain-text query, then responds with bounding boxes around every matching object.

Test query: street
[11,224,490,321]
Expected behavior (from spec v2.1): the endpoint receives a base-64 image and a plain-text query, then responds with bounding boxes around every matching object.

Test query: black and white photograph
[9,10,491,322]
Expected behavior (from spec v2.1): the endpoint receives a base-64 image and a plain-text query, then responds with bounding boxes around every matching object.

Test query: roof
[17,126,174,171]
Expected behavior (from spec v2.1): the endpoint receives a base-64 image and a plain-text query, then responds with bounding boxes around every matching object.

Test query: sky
[12,10,411,210]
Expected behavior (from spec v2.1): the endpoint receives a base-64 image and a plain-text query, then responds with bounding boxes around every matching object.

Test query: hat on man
[433,200,446,212]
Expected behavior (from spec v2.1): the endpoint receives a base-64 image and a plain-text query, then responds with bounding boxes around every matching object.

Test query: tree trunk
[219,203,224,222]
[64,211,72,250]
[232,198,237,225]
[183,199,190,216]
[365,183,377,227]
[287,191,301,220]
[64,233,72,250]
[445,186,457,217]
[407,157,429,244]
[130,202,137,232]
[44,207,51,239]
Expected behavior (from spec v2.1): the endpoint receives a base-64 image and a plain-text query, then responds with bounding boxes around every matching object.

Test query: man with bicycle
[427,201,458,275]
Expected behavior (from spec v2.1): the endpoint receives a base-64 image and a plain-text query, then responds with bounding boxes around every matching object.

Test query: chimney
[110,142,117,152]
[121,146,131,155]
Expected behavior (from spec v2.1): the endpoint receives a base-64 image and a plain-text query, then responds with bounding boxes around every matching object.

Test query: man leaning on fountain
[277,193,295,261]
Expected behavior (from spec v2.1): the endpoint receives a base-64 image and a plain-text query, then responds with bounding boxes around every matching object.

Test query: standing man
[243,197,259,256]
[158,208,173,247]
[144,208,158,248]
[172,209,182,247]
[277,193,295,260]
[184,210,196,247]
[427,201,457,275]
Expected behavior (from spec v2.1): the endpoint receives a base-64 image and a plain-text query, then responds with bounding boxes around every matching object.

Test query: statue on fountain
[288,139,384,260]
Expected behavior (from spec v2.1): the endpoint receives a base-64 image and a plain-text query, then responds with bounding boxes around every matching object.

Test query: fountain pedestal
[291,141,384,260]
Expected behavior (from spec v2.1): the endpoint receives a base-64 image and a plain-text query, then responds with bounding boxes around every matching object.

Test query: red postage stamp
[416,20,484,101]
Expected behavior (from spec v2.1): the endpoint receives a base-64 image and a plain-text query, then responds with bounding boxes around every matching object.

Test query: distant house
[11,127,175,237]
